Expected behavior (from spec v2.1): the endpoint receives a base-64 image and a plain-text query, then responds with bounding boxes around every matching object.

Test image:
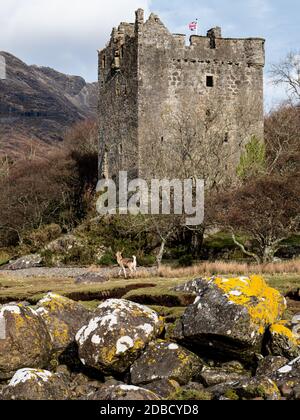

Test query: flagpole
[196,19,198,36]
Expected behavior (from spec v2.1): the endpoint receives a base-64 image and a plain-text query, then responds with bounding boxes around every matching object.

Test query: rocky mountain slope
[0,52,97,156]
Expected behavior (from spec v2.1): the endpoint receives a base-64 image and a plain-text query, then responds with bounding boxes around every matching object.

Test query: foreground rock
[266,322,299,360]
[0,304,52,379]
[174,276,286,361]
[199,361,250,387]
[75,273,109,285]
[3,254,43,270]
[1,369,70,400]
[291,314,300,340]
[207,376,281,400]
[36,293,91,355]
[272,357,300,399]
[76,299,164,374]
[86,384,161,401]
[256,356,289,377]
[131,340,203,386]
[144,379,180,399]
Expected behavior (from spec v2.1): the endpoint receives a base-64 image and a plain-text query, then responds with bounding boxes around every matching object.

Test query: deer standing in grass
[116,252,137,278]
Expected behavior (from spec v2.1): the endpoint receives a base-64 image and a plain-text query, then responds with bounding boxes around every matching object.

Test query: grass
[157,259,300,278]
[0,274,189,305]
[0,261,299,318]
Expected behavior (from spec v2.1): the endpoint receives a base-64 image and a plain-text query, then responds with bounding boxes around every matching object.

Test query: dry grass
[158,259,300,278]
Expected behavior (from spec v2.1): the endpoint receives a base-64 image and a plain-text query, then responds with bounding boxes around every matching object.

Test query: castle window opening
[224,132,229,143]
[206,76,214,87]
[102,55,106,69]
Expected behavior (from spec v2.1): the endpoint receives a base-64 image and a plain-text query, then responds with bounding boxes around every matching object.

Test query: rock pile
[0,275,299,400]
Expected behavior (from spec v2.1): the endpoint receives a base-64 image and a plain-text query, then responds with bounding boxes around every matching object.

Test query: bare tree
[210,175,300,263]
[264,105,300,176]
[271,51,300,103]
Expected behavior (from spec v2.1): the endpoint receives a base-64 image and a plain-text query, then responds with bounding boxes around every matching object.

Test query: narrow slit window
[206,76,214,87]
[102,55,106,69]
[224,133,229,143]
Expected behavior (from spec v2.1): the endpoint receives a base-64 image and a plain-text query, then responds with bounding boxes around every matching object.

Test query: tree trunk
[156,238,166,268]
[231,233,261,264]
[262,245,276,264]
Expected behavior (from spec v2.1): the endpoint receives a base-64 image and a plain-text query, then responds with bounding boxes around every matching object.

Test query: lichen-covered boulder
[36,293,91,355]
[256,356,289,377]
[291,314,300,340]
[130,340,202,386]
[174,276,286,360]
[232,377,281,400]
[144,379,180,399]
[207,377,281,400]
[0,304,52,379]
[5,254,43,270]
[272,358,300,398]
[86,384,161,400]
[266,322,300,360]
[76,299,164,374]
[199,362,250,387]
[1,369,70,400]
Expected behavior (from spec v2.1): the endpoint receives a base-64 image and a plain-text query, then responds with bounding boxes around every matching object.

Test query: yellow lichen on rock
[270,323,298,346]
[213,275,286,334]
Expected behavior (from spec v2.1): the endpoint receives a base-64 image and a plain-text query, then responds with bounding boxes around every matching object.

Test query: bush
[99,252,116,267]
[25,224,62,251]
[137,255,156,267]
[177,254,194,267]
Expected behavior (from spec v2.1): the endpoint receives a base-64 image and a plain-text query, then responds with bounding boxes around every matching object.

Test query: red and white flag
[189,20,198,32]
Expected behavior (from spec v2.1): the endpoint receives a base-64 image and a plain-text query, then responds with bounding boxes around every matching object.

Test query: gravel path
[0,266,157,279]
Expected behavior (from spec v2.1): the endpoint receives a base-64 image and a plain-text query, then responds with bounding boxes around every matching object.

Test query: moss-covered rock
[76,299,164,375]
[5,254,43,270]
[1,368,70,400]
[199,362,250,387]
[266,322,300,360]
[233,377,281,400]
[256,356,289,377]
[144,379,180,399]
[86,384,161,400]
[169,388,213,401]
[174,276,286,361]
[130,340,203,386]
[0,304,52,379]
[36,293,91,355]
[207,376,281,400]
[272,358,300,397]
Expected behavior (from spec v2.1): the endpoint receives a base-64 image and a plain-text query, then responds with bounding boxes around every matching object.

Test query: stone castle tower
[98,9,265,185]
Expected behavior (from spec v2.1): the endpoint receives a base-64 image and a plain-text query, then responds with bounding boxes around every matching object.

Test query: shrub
[25,224,62,251]
[137,255,156,267]
[177,254,194,267]
[99,252,116,267]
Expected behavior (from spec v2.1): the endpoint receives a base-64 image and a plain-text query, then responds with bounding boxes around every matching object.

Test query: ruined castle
[98,9,265,186]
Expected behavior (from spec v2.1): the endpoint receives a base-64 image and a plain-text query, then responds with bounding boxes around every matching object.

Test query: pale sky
[1,0,299,110]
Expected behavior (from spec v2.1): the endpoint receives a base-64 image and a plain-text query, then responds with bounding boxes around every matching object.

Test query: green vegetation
[0,272,299,318]
[237,135,266,180]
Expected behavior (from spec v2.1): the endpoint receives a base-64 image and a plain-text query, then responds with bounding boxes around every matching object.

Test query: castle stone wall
[98,9,265,185]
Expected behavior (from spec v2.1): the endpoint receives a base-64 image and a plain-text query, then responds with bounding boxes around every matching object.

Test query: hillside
[0,52,97,156]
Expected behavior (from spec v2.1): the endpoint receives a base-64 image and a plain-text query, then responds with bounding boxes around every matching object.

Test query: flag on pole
[188,19,198,33]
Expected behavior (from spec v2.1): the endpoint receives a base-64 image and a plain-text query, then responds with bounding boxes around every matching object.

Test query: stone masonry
[98,9,265,186]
